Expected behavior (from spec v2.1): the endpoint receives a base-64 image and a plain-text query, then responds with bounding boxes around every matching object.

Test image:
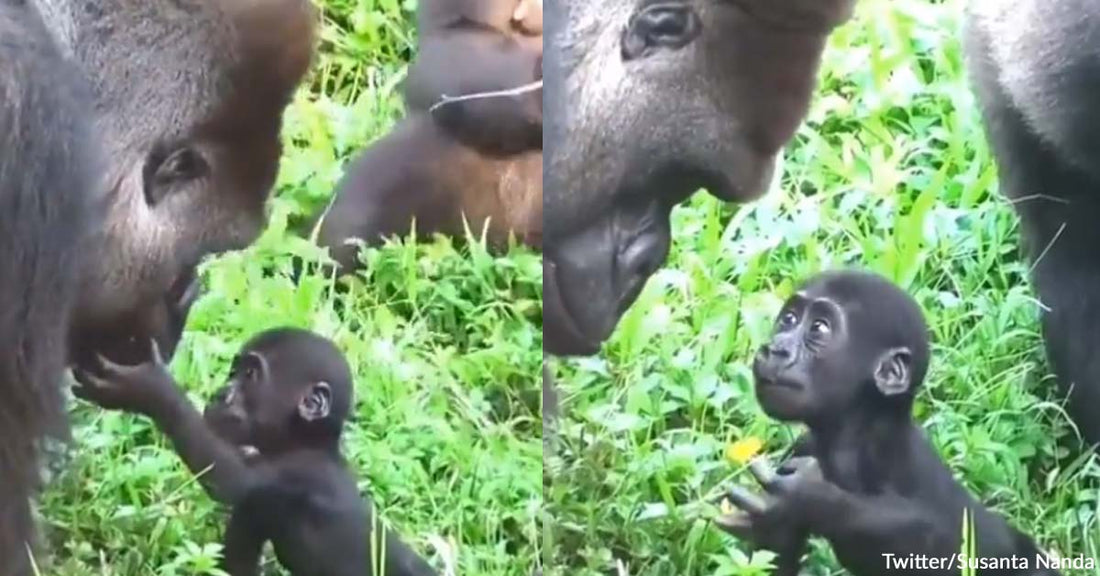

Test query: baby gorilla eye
[778,311,798,328]
[810,318,831,335]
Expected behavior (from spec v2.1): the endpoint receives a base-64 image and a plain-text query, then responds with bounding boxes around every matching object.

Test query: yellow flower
[725,437,763,465]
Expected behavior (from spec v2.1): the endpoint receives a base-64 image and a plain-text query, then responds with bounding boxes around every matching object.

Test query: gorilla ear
[873,347,912,397]
[298,381,332,422]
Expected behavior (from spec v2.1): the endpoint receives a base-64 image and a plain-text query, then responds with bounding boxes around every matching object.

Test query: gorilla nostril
[768,344,792,359]
[622,4,702,60]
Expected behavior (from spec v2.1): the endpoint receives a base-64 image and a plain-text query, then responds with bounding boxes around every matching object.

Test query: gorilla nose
[758,340,796,369]
[767,343,792,360]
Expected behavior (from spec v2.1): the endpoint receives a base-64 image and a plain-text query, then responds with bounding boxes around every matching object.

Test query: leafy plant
[546,0,1098,574]
[40,2,542,575]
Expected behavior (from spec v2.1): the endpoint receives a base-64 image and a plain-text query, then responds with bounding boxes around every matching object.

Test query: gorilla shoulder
[967,0,1100,179]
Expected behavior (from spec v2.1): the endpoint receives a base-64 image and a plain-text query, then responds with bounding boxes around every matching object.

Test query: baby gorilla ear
[298,381,333,422]
[873,347,912,397]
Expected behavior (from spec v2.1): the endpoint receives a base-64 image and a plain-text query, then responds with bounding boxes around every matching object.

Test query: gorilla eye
[810,319,831,335]
[621,3,702,60]
[143,145,208,206]
[778,311,798,328]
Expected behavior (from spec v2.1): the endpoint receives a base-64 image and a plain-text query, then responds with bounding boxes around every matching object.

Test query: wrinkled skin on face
[543,0,856,356]
[752,288,861,422]
[33,0,316,368]
[752,271,931,425]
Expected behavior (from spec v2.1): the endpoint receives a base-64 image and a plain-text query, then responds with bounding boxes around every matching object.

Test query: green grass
[39,2,542,575]
[546,0,1100,574]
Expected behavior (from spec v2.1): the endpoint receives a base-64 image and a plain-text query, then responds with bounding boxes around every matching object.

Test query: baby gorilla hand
[72,339,178,416]
[714,456,829,553]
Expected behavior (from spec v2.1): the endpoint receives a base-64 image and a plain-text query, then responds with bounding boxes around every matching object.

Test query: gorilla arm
[404,31,542,154]
[72,351,261,506]
[718,457,957,576]
[719,455,1056,576]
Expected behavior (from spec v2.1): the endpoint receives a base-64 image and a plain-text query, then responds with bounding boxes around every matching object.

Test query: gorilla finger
[71,372,115,399]
[97,352,151,378]
[95,353,132,377]
[784,456,818,471]
[71,384,104,402]
[71,367,107,390]
[149,338,165,366]
[178,275,202,311]
[725,485,767,515]
[713,511,754,538]
[748,457,779,489]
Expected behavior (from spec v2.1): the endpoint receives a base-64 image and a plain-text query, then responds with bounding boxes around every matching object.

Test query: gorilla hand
[72,340,179,418]
[714,456,827,575]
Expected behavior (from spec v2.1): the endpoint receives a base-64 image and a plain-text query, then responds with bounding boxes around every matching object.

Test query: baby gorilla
[73,328,437,576]
[716,271,1056,576]
[315,0,542,273]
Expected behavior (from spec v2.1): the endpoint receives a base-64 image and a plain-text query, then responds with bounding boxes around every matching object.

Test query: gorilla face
[543,0,855,356]
[39,0,316,367]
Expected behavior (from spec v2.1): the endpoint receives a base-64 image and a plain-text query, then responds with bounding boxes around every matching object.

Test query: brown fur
[446,142,542,248]
[316,0,542,271]
[316,117,541,271]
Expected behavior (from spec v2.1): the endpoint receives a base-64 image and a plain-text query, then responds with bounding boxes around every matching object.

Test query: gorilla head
[42,0,317,367]
[543,0,856,356]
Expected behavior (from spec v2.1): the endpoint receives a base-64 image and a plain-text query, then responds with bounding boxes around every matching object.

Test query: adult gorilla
[543,0,857,356]
[0,1,314,572]
[966,0,1100,447]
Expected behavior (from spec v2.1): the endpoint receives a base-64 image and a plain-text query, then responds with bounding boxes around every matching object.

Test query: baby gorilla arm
[718,456,1045,576]
[72,345,265,505]
[223,510,263,576]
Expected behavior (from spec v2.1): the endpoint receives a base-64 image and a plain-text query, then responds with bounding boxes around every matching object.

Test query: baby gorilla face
[201,350,280,455]
[203,384,253,452]
[753,271,929,423]
[752,291,858,422]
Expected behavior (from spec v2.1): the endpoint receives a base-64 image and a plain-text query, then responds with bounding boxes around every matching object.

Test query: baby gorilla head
[203,328,354,456]
[752,270,931,424]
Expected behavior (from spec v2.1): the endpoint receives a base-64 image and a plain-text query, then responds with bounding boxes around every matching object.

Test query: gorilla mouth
[543,259,601,356]
[70,266,202,370]
[752,365,803,391]
[757,377,801,391]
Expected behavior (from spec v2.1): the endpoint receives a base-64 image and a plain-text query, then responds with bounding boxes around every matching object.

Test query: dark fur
[73,328,437,576]
[0,1,315,571]
[315,0,542,273]
[0,4,98,573]
[718,271,1055,576]
[965,0,1100,446]
[406,0,543,155]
